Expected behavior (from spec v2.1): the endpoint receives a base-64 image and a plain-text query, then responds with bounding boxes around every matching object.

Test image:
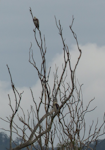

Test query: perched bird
[53,97,59,112]
[33,17,39,30]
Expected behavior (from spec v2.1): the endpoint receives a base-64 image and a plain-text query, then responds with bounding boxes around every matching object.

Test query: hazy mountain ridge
[0,132,105,150]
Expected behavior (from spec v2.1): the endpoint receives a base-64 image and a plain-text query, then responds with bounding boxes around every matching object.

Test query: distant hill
[0,132,35,150]
[0,132,105,150]
[88,139,105,150]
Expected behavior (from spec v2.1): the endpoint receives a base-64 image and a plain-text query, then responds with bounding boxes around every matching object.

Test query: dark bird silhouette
[33,17,39,30]
[53,97,59,112]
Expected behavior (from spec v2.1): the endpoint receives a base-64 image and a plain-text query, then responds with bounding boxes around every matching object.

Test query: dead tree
[55,83,105,150]
[0,8,104,150]
[50,16,105,150]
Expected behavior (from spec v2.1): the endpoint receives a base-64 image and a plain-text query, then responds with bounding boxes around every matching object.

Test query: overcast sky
[1,0,105,144]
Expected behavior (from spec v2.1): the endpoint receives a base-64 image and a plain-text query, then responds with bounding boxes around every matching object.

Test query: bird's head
[33,17,37,20]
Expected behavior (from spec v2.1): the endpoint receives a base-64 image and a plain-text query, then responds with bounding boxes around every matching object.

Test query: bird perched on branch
[53,97,59,112]
[33,17,39,30]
